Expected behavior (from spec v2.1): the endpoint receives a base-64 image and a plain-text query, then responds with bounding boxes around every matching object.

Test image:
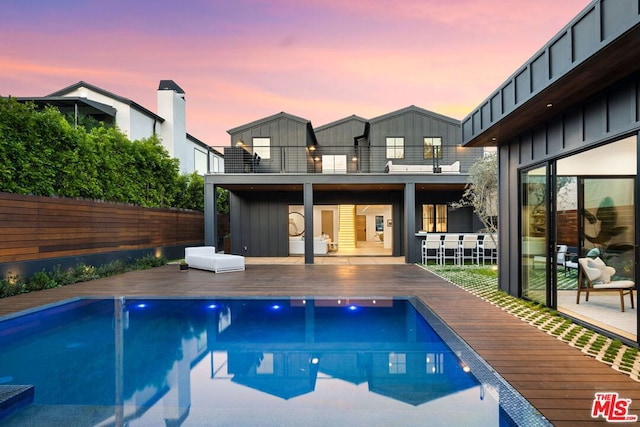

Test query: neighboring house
[16,80,222,175]
[204,105,486,264]
[463,0,640,345]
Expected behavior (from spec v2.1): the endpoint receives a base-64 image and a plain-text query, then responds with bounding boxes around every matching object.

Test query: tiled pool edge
[410,297,552,427]
[420,264,640,383]
[0,385,34,421]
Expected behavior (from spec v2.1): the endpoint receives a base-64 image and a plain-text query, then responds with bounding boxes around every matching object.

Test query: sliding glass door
[521,165,550,305]
[581,177,635,282]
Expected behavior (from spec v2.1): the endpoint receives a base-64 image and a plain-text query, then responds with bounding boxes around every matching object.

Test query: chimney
[157,80,187,171]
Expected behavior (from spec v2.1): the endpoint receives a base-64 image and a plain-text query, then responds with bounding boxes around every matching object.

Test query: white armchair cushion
[586,257,615,283]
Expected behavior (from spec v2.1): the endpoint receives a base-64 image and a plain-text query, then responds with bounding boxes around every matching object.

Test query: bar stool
[422,234,442,264]
[440,234,460,265]
[458,234,479,265]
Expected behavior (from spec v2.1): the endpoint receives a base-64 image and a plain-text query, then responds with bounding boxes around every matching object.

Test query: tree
[173,172,205,211]
[0,97,190,208]
[453,152,498,237]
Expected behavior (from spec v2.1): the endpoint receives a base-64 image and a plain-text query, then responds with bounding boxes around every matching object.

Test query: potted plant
[179,260,189,271]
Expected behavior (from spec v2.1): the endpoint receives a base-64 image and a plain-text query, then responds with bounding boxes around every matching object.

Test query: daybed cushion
[185,246,245,273]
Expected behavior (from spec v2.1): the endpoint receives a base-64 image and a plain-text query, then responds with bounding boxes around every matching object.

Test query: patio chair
[577,257,635,312]
[458,234,479,265]
[421,234,442,264]
[477,234,497,265]
[440,234,460,265]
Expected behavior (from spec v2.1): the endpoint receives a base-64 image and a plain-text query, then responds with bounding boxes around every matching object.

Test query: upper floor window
[386,137,404,159]
[253,137,271,159]
[321,155,347,174]
[423,137,443,160]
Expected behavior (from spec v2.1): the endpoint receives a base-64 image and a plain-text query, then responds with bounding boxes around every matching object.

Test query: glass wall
[521,165,549,305]
[555,135,637,342]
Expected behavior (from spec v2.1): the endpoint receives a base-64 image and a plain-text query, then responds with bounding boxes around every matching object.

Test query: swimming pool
[0,297,550,426]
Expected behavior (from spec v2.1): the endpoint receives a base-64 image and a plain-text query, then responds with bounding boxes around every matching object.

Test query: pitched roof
[227,111,311,134]
[16,96,117,117]
[48,81,164,122]
[314,114,368,132]
[369,105,460,126]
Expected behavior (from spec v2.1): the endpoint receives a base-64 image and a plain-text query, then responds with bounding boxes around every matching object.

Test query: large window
[423,137,442,159]
[422,204,447,232]
[386,137,404,159]
[194,148,207,174]
[253,137,271,159]
[321,155,347,173]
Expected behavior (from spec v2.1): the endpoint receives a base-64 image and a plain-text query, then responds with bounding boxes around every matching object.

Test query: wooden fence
[0,192,204,264]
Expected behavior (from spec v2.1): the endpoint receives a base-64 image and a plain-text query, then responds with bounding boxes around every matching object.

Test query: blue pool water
[0,297,550,426]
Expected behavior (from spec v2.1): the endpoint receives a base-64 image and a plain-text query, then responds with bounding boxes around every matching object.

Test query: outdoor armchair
[577,257,634,312]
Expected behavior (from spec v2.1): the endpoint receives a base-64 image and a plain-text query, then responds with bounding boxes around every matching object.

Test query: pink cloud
[0,0,592,146]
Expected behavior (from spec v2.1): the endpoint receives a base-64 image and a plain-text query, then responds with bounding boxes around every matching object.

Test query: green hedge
[0,97,204,210]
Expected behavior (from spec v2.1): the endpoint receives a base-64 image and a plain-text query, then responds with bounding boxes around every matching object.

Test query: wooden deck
[1,263,639,425]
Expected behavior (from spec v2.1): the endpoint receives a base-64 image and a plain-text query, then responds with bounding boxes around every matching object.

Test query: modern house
[204,105,487,264]
[16,80,223,175]
[463,0,640,345]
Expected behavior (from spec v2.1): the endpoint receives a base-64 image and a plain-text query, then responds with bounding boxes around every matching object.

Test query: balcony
[211,145,484,175]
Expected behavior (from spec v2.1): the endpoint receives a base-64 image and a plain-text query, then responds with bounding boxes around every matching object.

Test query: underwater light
[135,303,147,309]
[348,305,358,311]
[207,304,217,309]
[271,304,281,310]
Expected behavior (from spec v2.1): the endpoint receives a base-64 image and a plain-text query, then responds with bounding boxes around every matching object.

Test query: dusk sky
[0,0,591,147]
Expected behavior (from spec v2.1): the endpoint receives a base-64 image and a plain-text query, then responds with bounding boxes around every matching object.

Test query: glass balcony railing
[208,145,485,175]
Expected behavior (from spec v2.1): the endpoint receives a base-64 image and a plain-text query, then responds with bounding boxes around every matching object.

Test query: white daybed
[184,246,245,273]
[385,160,460,174]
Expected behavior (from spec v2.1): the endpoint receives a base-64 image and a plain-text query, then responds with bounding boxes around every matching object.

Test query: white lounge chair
[185,246,245,273]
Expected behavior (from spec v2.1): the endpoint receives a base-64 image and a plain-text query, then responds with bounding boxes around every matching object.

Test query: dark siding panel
[503,81,515,111]
[584,96,606,141]
[515,69,530,104]
[448,207,476,233]
[234,194,296,257]
[472,111,481,136]
[549,33,571,79]
[462,118,473,140]
[602,0,638,41]
[531,53,548,93]
[507,143,520,296]
[490,93,501,121]
[532,126,547,162]
[519,133,532,166]
[608,81,634,131]
[572,7,599,63]
[563,108,583,150]
[481,102,491,129]
[547,118,563,157]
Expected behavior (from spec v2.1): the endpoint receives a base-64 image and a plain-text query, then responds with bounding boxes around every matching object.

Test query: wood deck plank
[0,263,638,425]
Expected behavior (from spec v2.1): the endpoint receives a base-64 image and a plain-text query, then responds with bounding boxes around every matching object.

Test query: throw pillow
[587,257,611,283]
